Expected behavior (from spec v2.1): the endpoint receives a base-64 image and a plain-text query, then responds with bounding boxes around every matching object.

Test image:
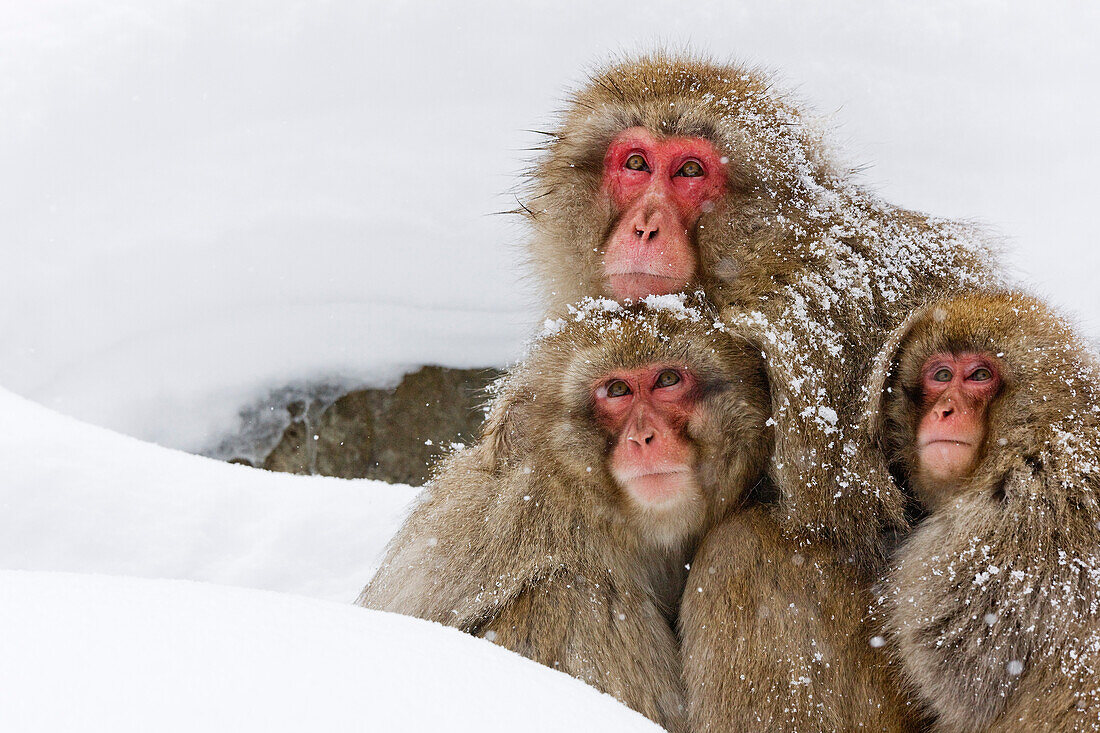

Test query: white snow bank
[0,386,416,602]
[0,570,663,733]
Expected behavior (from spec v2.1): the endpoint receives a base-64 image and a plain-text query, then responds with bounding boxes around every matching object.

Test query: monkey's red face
[602,128,727,301]
[916,352,1002,485]
[593,364,700,509]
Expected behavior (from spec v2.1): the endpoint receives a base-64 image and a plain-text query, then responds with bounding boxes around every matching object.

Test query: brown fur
[522,53,1001,563]
[358,298,772,732]
[868,291,1100,731]
[681,506,919,731]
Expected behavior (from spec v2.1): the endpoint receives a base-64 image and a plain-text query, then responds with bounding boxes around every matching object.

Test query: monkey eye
[675,160,704,177]
[654,369,681,388]
[969,368,993,382]
[932,368,953,382]
[606,380,632,398]
[624,154,650,172]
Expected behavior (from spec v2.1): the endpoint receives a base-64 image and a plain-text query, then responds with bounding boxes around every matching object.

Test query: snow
[0,570,662,733]
[0,386,416,601]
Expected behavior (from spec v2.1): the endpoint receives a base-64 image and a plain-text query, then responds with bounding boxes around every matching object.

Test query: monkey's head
[484,295,771,549]
[525,53,837,312]
[869,291,1098,513]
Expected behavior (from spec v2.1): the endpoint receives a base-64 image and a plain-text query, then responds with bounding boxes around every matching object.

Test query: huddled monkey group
[359,54,1100,732]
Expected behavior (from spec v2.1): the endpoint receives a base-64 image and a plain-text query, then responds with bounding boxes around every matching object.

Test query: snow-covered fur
[869,291,1100,731]
[522,53,1001,565]
[359,299,771,733]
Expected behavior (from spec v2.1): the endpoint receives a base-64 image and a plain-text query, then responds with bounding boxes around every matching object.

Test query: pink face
[601,128,727,301]
[916,352,1002,484]
[592,364,699,508]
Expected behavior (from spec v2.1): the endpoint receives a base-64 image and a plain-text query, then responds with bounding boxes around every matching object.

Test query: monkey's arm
[358,450,549,632]
[361,448,689,733]
[483,572,688,733]
[888,461,1100,732]
[682,506,916,732]
[984,627,1100,733]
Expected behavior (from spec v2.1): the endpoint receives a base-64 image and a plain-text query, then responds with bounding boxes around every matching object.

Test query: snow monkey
[359,297,772,733]
[868,291,1100,732]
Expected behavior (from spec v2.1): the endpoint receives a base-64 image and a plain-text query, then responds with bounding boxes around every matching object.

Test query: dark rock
[262,419,313,475]
[314,390,376,479]
[370,366,497,486]
[236,366,501,486]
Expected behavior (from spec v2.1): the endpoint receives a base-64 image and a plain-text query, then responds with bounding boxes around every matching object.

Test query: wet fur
[681,506,919,731]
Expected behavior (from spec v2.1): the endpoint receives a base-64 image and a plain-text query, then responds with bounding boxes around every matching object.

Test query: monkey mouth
[606,272,688,300]
[920,438,975,448]
[618,468,695,506]
[619,467,691,480]
[605,270,681,280]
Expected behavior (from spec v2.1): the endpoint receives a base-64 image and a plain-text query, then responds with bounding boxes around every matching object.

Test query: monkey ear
[865,308,926,450]
[480,381,536,471]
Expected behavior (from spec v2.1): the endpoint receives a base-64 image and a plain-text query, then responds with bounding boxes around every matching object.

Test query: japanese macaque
[523,52,1001,563]
[869,291,1100,732]
[359,298,771,733]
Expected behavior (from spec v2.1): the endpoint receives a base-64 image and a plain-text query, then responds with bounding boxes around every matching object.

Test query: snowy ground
[0,571,662,732]
[0,386,415,602]
[1,2,1098,730]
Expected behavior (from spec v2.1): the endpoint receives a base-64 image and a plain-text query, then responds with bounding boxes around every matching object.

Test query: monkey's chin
[619,471,703,549]
[607,273,688,301]
[919,441,977,483]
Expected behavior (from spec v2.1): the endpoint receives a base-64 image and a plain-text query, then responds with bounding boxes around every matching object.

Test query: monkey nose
[631,212,663,242]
